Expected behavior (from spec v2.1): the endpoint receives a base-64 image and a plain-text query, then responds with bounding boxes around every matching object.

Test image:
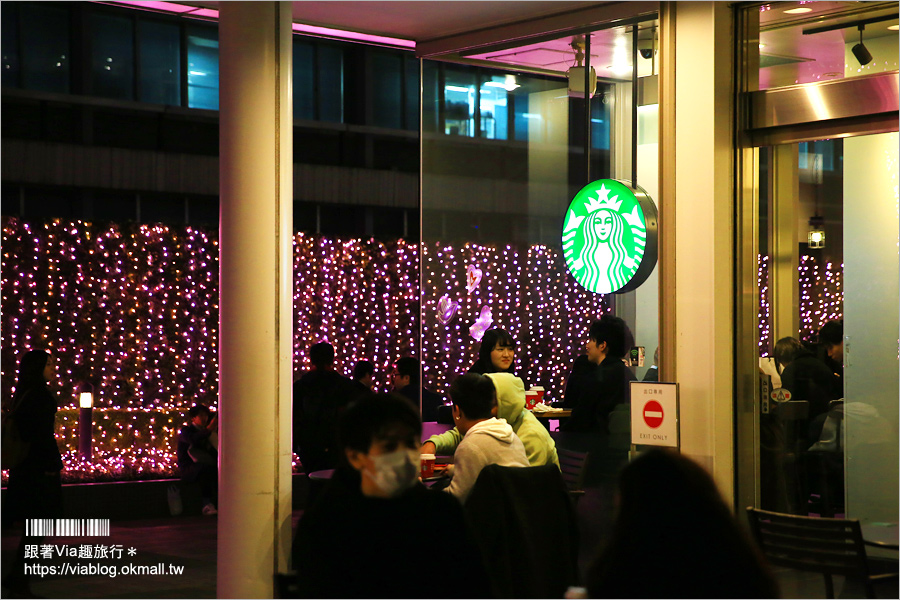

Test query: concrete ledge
[1,473,310,521]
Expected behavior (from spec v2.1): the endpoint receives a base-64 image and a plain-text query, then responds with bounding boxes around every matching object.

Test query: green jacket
[428,373,560,469]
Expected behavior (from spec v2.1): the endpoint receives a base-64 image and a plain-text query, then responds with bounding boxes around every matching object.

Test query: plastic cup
[525,390,540,409]
[420,454,435,478]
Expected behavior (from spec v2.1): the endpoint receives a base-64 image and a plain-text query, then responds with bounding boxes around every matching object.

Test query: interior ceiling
[183,1,897,83]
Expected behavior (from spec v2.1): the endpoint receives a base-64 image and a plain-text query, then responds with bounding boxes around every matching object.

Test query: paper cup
[420,454,435,478]
[525,390,540,409]
[531,386,545,404]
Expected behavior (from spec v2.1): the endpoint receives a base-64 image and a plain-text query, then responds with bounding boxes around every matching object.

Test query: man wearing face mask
[293,393,490,598]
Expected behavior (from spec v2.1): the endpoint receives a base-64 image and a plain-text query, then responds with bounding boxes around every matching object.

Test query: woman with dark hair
[3,349,64,597]
[467,328,517,376]
[586,449,779,599]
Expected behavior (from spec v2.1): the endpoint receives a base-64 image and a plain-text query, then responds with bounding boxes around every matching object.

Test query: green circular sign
[562,179,658,294]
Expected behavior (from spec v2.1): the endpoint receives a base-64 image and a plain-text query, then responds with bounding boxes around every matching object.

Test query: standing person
[177,404,219,515]
[392,356,441,422]
[351,359,374,392]
[467,328,517,376]
[2,350,64,597]
[292,342,355,475]
[442,374,530,503]
[293,393,490,598]
[586,449,779,598]
[564,315,636,433]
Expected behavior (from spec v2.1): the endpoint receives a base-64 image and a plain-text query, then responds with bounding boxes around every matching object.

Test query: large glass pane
[20,3,70,93]
[371,51,402,129]
[404,55,419,131]
[187,26,219,110]
[293,41,315,120]
[1,3,20,88]
[317,44,343,123]
[421,22,660,477]
[90,13,135,101]
[138,20,181,105]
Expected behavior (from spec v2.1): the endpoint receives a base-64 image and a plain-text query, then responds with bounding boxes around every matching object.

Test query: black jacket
[564,356,636,433]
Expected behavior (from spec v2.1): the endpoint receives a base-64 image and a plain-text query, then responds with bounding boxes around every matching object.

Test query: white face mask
[364,448,419,497]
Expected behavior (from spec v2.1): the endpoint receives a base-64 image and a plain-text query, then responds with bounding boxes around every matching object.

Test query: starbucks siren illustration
[562,179,658,294]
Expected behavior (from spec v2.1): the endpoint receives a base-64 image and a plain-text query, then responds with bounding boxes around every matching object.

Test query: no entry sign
[630,382,679,448]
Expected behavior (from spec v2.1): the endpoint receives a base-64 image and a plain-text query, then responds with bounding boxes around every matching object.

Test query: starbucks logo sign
[562,179,658,294]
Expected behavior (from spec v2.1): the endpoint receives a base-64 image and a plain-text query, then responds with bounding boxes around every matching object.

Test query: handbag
[1,393,31,469]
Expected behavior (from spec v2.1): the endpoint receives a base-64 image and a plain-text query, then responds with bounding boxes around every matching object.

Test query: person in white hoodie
[444,373,530,503]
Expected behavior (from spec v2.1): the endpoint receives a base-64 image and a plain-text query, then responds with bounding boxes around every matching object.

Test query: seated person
[642,347,660,382]
[562,353,595,408]
[421,373,559,469]
[443,374,530,503]
[293,393,489,598]
[774,336,841,443]
[176,404,218,515]
[564,315,636,433]
[392,356,442,422]
[467,328,518,376]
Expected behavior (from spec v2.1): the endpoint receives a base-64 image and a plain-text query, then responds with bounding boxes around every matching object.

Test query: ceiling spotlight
[852,24,873,66]
[784,7,812,14]
[808,215,825,249]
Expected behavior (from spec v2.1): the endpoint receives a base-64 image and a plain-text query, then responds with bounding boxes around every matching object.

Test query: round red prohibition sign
[643,400,664,429]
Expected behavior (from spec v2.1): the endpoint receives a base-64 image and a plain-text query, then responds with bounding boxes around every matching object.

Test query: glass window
[317,44,343,123]
[591,91,611,150]
[138,20,181,106]
[479,75,510,140]
[187,26,219,110]
[443,68,476,137]
[90,13,135,101]
[20,3,70,93]
[1,3,20,88]
[404,56,419,131]
[293,41,315,120]
[421,61,439,134]
[371,51,402,129]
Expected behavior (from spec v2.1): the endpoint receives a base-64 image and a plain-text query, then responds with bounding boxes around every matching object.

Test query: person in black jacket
[292,393,490,598]
[774,336,841,441]
[392,356,442,422]
[2,349,64,597]
[293,342,355,475]
[564,315,636,433]
[177,404,218,515]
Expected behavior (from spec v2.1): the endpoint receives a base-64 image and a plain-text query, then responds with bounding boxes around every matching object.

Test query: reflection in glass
[187,27,219,110]
[90,13,135,100]
[20,3,70,93]
[139,20,181,106]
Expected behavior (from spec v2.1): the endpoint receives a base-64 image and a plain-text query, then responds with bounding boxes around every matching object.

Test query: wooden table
[530,409,572,418]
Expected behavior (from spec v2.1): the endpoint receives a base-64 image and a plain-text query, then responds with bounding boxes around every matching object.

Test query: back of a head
[449,373,496,420]
[352,360,373,381]
[589,314,628,359]
[16,349,49,392]
[773,336,803,368]
[588,449,778,598]
[818,319,843,347]
[339,393,422,455]
[394,356,420,384]
[309,342,335,369]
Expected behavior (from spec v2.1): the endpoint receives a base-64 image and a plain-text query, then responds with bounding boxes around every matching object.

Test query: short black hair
[309,342,335,368]
[477,328,515,365]
[773,337,803,368]
[818,320,843,348]
[339,393,422,454]
[588,314,629,359]
[448,373,496,420]
[352,360,374,381]
[189,404,212,419]
[394,356,420,384]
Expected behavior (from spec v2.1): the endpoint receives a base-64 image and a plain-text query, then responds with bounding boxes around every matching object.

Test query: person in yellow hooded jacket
[420,372,560,469]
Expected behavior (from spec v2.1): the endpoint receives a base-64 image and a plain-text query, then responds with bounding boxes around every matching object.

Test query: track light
[852,24,873,66]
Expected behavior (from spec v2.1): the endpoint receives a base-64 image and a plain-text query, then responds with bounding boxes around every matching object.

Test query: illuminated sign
[562,179,658,294]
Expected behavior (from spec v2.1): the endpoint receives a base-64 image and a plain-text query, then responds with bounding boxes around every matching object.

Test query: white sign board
[630,382,679,448]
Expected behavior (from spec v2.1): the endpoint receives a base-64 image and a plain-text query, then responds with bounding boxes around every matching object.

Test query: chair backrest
[746,507,873,597]
[464,464,578,599]
[557,447,590,493]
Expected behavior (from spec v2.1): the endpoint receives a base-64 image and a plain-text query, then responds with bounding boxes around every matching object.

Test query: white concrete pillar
[217,3,293,598]
[663,1,736,502]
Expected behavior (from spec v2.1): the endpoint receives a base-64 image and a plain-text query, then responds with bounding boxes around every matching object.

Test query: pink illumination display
[1,218,843,482]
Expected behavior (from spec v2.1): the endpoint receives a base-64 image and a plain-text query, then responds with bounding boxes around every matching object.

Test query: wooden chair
[746,507,898,598]
[557,447,590,501]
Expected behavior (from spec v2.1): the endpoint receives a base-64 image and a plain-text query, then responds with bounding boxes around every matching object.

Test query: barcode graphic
[25,519,110,537]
